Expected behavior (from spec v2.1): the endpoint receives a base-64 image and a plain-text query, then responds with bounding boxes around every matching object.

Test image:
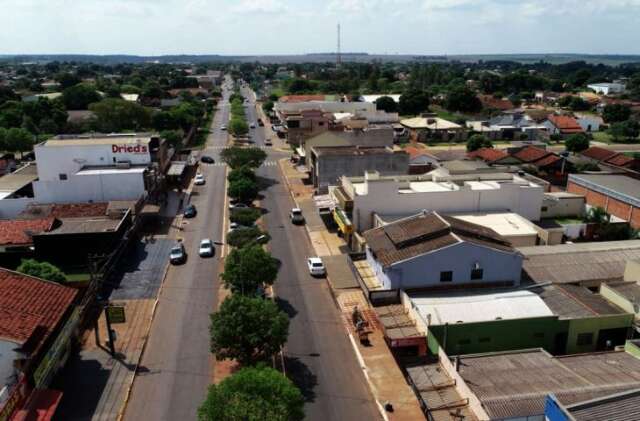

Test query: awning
[167,161,187,177]
[10,389,63,421]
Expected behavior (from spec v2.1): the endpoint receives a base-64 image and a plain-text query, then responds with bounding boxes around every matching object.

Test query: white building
[33,134,165,204]
[363,211,523,290]
[275,100,375,115]
[336,167,544,232]
[587,82,626,95]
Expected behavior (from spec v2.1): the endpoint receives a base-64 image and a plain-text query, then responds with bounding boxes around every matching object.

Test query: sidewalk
[278,159,425,421]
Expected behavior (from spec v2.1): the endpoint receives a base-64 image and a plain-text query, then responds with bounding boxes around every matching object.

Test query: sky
[0,0,639,56]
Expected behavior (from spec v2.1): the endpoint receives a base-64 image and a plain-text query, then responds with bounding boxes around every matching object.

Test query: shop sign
[33,307,80,388]
[106,306,126,324]
[333,208,353,234]
[112,144,148,154]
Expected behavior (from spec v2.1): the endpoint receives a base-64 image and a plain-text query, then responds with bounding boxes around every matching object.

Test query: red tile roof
[547,114,584,134]
[605,154,634,167]
[0,218,56,246]
[478,95,515,111]
[49,203,108,218]
[0,268,77,355]
[581,146,618,162]
[513,146,551,163]
[404,146,438,160]
[279,95,325,103]
[468,147,510,163]
[533,154,562,168]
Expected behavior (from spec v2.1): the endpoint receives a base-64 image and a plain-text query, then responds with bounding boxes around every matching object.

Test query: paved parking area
[109,239,173,301]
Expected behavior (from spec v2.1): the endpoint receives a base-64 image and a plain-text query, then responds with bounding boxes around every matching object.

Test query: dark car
[184,204,197,218]
[200,155,215,164]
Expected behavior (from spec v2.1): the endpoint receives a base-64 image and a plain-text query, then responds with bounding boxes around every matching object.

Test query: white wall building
[33,134,162,204]
[587,82,626,95]
[276,100,375,115]
[337,169,544,232]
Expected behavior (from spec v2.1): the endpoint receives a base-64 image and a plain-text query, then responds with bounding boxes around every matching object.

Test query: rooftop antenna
[337,23,342,67]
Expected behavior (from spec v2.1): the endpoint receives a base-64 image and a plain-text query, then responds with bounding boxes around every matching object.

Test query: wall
[373,241,523,290]
[352,178,544,231]
[34,143,151,181]
[33,171,146,203]
[276,101,375,114]
[624,260,640,282]
[314,151,409,191]
[428,316,564,355]
[600,284,637,316]
[565,313,633,354]
[0,339,19,397]
[541,195,585,218]
[0,197,35,219]
[567,181,640,229]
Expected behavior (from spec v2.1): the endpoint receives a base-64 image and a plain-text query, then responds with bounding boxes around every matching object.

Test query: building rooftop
[563,388,640,421]
[21,202,108,219]
[581,146,618,162]
[0,268,77,355]
[43,133,155,147]
[0,164,38,199]
[76,166,147,176]
[451,212,539,238]
[400,116,462,130]
[519,240,640,285]
[360,94,401,103]
[513,146,551,163]
[311,145,398,156]
[467,147,510,163]
[457,348,640,420]
[39,215,124,235]
[364,211,515,268]
[410,290,553,325]
[606,282,640,305]
[532,284,626,319]
[0,217,56,246]
[569,174,640,206]
[547,114,584,133]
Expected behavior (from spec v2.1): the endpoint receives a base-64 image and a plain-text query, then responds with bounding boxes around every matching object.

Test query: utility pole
[337,23,342,68]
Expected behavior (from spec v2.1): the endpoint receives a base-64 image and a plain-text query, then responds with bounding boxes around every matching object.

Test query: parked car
[229,202,249,211]
[184,204,197,218]
[194,173,205,185]
[265,139,272,146]
[199,239,214,257]
[250,123,256,129]
[290,208,304,224]
[170,243,186,264]
[258,119,265,127]
[221,125,227,131]
[307,257,326,277]
[200,155,215,164]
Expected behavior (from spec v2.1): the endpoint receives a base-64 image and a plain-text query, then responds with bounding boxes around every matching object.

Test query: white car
[221,125,227,131]
[199,239,214,257]
[170,243,186,264]
[290,208,304,224]
[227,222,240,234]
[194,173,205,185]
[307,257,326,277]
[250,123,256,129]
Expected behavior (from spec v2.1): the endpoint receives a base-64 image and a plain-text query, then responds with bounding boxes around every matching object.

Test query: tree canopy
[226,227,270,248]
[398,90,429,115]
[445,86,482,113]
[565,133,590,152]
[230,208,261,226]
[220,147,267,169]
[17,259,68,283]
[602,104,631,124]
[375,96,398,113]
[89,98,152,132]
[198,366,304,421]
[221,244,279,294]
[609,120,640,143]
[466,134,493,152]
[209,295,289,365]
[228,177,259,203]
[62,84,102,110]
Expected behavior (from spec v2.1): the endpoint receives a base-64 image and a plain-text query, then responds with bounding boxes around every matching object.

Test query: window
[541,206,548,212]
[577,333,593,346]
[470,268,484,280]
[440,271,453,283]
[318,122,325,126]
[58,173,68,180]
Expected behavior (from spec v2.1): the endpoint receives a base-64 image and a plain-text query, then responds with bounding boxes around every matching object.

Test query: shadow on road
[275,296,298,319]
[283,356,318,403]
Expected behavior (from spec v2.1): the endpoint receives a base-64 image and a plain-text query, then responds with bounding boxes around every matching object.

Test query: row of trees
[199,146,304,420]
[228,87,249,137]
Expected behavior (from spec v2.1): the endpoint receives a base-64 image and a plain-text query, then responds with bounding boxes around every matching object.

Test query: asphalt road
[123,85,232,421]
[242,87,381,420]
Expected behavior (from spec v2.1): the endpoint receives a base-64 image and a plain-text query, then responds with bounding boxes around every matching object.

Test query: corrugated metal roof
[568,388,640,421]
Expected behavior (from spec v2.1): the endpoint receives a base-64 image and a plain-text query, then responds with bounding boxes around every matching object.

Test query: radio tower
[337,23,342,67]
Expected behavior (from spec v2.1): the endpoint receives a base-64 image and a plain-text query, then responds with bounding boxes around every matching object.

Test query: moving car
[258,119,265,127]
[250,123,256,129]
[265,139,272,146]
[221,125,227,131]
[194,173,205,185]
[170,243,186,264]
[200,155,215,164]
[184,204,197,218]
[199,239,214,257]
[290,208,304,224]
[307,257,326,277]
